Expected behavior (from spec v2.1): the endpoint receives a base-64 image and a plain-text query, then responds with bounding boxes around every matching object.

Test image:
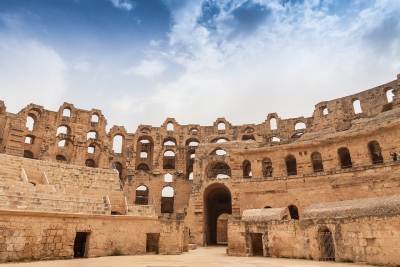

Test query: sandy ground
[0,246,371,267]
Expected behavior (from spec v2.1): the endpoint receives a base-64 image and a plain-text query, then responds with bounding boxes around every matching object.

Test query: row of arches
[135,185,175,213]
[204,141,384,179]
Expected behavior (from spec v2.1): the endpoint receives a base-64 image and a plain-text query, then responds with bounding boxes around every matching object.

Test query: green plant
[109,248,122,256]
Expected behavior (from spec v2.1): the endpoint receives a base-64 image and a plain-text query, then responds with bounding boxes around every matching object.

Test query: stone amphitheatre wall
[0,210,186,261]
[0,74,399,263]
[228,214,400,265]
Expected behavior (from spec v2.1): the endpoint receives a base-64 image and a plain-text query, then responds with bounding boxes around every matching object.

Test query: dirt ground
[1,246,371,267]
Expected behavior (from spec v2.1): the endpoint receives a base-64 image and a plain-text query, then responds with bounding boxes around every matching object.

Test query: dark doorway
[338,147,352,169]
[251,233,263,256]
[203,184,232,246]
[288,205,299,220]
[368,141,383,164]
[146,233,160,253]
[73,232,88,258]
[318,228,335,261]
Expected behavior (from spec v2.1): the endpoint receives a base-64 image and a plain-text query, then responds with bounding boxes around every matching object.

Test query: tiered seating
[0,181,110,215]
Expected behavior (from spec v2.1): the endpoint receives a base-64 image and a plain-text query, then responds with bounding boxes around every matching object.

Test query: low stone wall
[228,215,400,266]
[0,209,186,261]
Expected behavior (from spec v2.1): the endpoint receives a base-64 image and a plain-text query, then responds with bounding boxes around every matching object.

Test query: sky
[0,0,399,132]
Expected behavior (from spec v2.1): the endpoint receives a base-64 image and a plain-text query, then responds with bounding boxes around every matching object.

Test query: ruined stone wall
[0,210,185,261]
[228,215,400,266]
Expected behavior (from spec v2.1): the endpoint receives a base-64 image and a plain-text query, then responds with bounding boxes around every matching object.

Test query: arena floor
[1,246,372,267]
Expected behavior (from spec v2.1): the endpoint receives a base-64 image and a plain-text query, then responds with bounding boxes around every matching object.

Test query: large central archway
[203,183,232,246]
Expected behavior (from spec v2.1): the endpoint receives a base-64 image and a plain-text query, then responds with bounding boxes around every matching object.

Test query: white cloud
[73,61,90,72]
[109,0,135,11]
[123,59,166,77]
[106,0,400,130]
[0,35,67,113]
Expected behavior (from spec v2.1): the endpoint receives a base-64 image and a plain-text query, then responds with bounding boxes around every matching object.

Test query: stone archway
[203,183,232,246]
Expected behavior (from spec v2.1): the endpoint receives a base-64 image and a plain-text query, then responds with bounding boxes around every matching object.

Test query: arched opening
[217,122,225,131]
[56,155,67,163]
[206,162,231,179]
[352,99,362,114]
[210,148,227,156]
[262,158,273,177]
[91,114,99,122]
[318,227,335,261]
[87,146,95,154]
[291,132,304,141]
[285,155,297,175]
[58,140,67,147]
[242,134,255,141]
[136,136,153,171]
[189,128,199,134]
[113,161,123,179]
[163,138,176,146]
[322,107,328,116]
[271,136,280,142]
[137,163,150,171]
[386,88,394,103]
[56,125,70,136]
[311,152,324,173]
[167,122,174,131]
[368,141,383,164]
[242,160,252,178]
[26,115,35,131]
[86,131,97,140]
[163,150,175,169]
[23,150,34,159]
[164,173,173,182]
[338,147,352,169]
[294,122,306,130]
[63,108,70,117]
[216,213,229,244]
[85,159,95,168]
[25,135,34,144]
[288,205,299,220]
[113,134,124,154]
[211,138,229,143]
[186,150,195,180]
[270,118,277,130]
[161,186,174,213]
[203,183,232,246]
[135,185,149,205]
[186,138,199,147]
[264,206,272,209]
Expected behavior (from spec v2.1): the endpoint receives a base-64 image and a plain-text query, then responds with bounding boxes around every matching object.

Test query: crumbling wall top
[303,195,400,219]
[242,208,290,221]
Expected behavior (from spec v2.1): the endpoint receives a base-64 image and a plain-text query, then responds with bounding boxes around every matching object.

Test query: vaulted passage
[203,183,232,246]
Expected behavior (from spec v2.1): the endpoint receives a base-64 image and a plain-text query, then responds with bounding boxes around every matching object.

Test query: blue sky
[0,0,399,132]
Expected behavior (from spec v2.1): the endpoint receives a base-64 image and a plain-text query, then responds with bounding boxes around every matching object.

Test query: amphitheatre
[0,73,399,266]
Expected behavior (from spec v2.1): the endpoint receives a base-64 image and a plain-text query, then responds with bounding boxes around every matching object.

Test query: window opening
[26,116,35,131]
[140,151,148,158]
[311,152,324,172]
[167,122,174,131]
[56,126,68,136]
[353,99,362,114]
[269,118,277,130]
[164,140,176,146]
[368,141,383,164]
[86,131,96,140]
[23,150,34,159]
[286,155,297,175]
[135,185,148,205]
[216,139,227,143]
[63,108,70,117]
[243,160,252,178]
[58,140,66,147]
[338,147,352,168]
[188,172,194,180]
[164,173,173,182]
[91,114,99,122]
[87,146,94,154]
[386,89,394,103]
[294,122,306,130]
[271,137,280,142]
[262,158,273,177]
[161,186,174,213]
[85,159,95,168]
[217,122,225,130]
[113,135,123,153]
